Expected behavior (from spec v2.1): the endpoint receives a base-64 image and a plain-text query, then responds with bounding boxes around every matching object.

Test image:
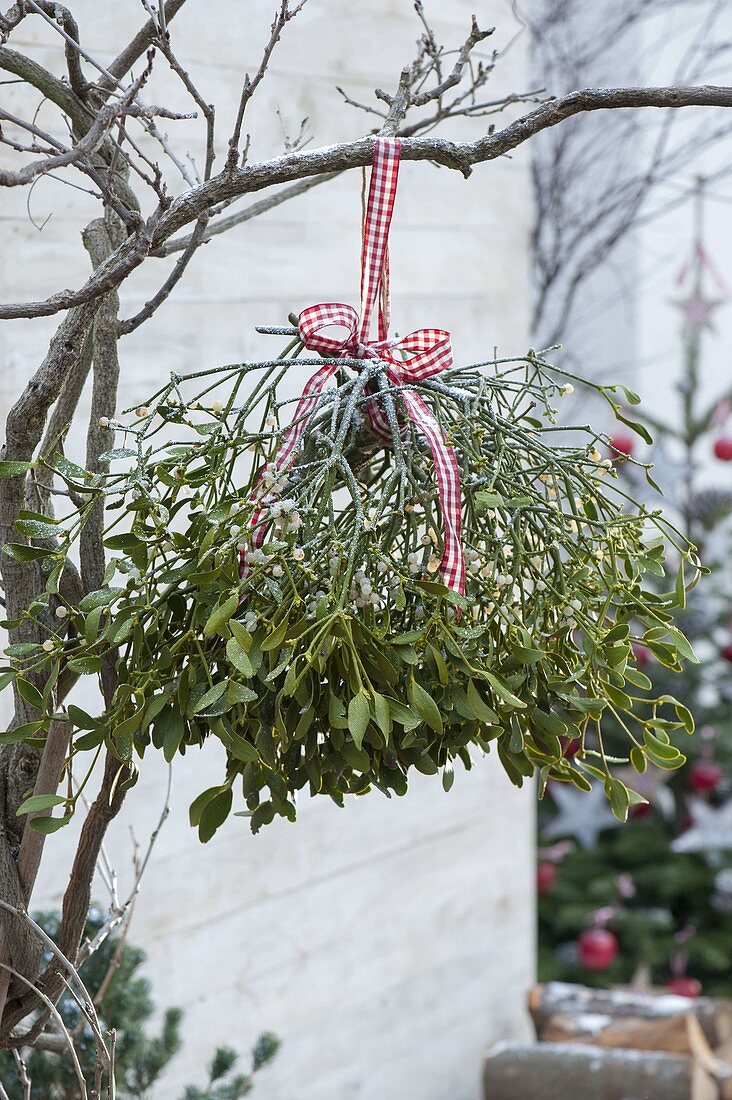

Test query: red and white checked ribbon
[245,137,465,595]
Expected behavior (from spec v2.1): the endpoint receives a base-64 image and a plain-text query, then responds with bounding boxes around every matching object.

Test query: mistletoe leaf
[484,671,526,709]
[227,681,257,705]
[0,721,45,745]
[194,681,228,715]
[67,656,101,675]
[604,777,630,823]
[408,681,443,734]
[261,617,289,652]
[466,680,498,724]
[15,517,60,540]
[348,692,371,749]
[28,814,72,834]
[226,637,253,677]
[229,620,253,651]
[16,678,43,710]
[0,461,33,477]
[371,690,392,735]
[79,587,124,613]
[16,793,66,816]
[198,787,233,843]
[3,543,53,562]
[203,595,239,638]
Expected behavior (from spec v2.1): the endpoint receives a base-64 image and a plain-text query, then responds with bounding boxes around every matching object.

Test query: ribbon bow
[246,137,465,595]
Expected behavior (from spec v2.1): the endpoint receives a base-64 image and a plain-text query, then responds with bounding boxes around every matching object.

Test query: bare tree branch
[80,217,125,597]
[0,46,92,130]
[379,67,413,135]
[0,97,193,187]
[409,11,494,107]
[3,83,732,321]
[155,172,340,256]
[0,1,87,98]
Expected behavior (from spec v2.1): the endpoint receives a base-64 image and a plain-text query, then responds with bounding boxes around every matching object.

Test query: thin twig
[119,215,208,334]
[225,0,309,171]
[11,1050,30,1100]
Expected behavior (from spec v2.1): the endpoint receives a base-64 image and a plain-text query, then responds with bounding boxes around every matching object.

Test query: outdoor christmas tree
[538,181,732,996]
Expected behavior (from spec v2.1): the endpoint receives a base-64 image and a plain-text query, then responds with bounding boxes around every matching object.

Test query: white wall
[0,4,536,1098]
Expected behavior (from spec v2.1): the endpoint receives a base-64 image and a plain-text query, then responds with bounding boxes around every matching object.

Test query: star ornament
[542,781,621,849]
[673,293,725,330]
[671,798,732,854]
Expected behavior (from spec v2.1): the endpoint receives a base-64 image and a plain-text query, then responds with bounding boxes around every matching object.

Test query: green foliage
[0,910,279,1099]
[0,908,181,1099]
[181,1034,280,1100]
[0,337,700,839]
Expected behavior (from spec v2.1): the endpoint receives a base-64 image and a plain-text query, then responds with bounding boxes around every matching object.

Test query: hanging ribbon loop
[248,136,465,596]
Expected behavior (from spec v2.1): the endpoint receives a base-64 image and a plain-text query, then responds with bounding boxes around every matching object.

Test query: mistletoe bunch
[0,328,700,839]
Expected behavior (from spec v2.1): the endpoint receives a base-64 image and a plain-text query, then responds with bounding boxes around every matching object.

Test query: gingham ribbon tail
[248,137,465,596]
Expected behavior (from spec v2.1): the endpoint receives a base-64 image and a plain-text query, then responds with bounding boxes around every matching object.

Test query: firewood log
[483,1041,717,1100]
[528,982,732,1053]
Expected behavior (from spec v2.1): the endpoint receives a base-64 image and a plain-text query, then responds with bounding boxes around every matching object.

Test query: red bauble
[578,928,619,971]
[632,643,651,669]
[561,736,581,758]
[690,761,722,792]
[722,642,732,664]
[666,977,702,999]
[629,801,652,820]
[713,437,732,462]
[609,434,635,459]
[537,862,557,896]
